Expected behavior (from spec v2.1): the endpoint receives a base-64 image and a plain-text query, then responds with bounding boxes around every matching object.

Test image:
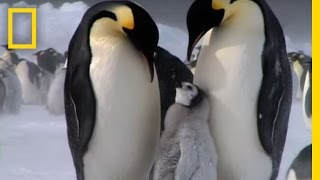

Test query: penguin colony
[0,45,66,115]
[62,1,312,180]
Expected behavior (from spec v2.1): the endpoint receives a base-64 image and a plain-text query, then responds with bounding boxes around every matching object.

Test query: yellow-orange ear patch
[113,6,134,30]
[212,1,225,10]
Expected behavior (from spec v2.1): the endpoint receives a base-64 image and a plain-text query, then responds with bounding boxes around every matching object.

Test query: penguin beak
[186,0,225,61]
[175,81,183,88]
[1,44,9,50]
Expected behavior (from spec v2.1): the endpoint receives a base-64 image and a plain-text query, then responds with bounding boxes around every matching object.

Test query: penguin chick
[153,82,217,180]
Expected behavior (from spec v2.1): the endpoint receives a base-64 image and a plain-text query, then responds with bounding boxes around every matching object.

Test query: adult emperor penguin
[15,60,49,105]
[186,0,292,179]
[34,48,65,74]
[1,45,21,66]
[0,68,22,113]
[64,1,160,180]
[47,67,66,115]
[302,65,312,129]
[0,72,6,113]
[288,51,312,100]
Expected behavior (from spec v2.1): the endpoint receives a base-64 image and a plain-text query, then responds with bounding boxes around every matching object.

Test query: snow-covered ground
[0,100,311,180]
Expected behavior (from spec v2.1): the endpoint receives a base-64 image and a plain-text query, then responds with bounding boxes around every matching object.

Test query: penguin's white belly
[194,27,272,180]
[84,38,160,180]
[47,69,65,115]
[302,71,311,130]
[293,61,303,100]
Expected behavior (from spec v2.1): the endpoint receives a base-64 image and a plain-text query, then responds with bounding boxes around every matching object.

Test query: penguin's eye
[186,85,193,90]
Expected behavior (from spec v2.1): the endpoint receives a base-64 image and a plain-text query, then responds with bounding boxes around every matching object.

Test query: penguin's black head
[83,1,159,82]
[33,50,45,56]
[187,0,249,60]
[1,44,14,51]
[175,82,204,108]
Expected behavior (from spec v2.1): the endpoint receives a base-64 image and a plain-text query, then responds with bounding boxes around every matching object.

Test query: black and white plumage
[186,0,292,179]
[65,1,160,180]
[47,68,66,115]
[288,51,312,100]
[0,68,22,113]
[1,45,21,66]
[288,51,312,128]
[15,61,51,105]
[286,144,312,180]
[154,46,194,131]
[153,82,217,180]
[302,66,311,129]
[185,46,201,74]
[0,73,6,113]
[34,48,65,74]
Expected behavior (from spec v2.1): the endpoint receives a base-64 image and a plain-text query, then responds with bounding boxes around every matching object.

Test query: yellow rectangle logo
[8,8,37,49]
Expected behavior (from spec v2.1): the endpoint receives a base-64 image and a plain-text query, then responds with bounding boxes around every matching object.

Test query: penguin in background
[154,46,193,131]
[0,72,6,113]
[0,58,14,70]
[286,144,312,180]
[186,0,292,179]
[15,60,51,105]
[34,48,65,74]
[185,46,201,75]
[153,82,217,180]
[47,67,66,115]
[1,44,21,66]
[288,51,312,100]
[0,68,22,114]
[65,1,160,180]
[302,65,311,129]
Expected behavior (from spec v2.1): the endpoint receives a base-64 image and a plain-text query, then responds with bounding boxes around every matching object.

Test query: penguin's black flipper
[154,46,193,132]
[64,25,96,180]
[256,1,293,179]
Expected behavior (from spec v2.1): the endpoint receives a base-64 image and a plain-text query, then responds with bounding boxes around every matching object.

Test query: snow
[0,106,75,180]
[0,1,311,180]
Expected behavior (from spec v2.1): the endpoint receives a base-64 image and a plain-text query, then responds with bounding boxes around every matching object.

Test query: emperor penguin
[15,60,50,105]
[47,67,66,115]
[64,1,160,180]
[154,46,194,131]
[302,65,311,129]
[286,144,312,180]
[0,73,6,113]
[1,45,21,66]
[0,68,22,113]
[186,0,292,179]
[34,48,65,74]
[153,82,217,180]
[288,51,312,100]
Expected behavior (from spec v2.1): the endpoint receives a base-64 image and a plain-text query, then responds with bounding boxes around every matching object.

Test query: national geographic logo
[7,8,37,49]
